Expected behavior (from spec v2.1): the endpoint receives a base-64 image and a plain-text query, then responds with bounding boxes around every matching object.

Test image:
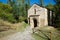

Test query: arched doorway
[33,18,37,27]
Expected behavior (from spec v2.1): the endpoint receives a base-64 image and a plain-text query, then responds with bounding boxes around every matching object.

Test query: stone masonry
[28,4,52,28]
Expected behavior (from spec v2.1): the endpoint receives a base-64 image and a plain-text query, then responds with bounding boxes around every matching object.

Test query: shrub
[19,16,26,22]
[0,12,16,23]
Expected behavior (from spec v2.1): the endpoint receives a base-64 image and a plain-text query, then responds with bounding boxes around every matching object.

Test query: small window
[34,9,36,14]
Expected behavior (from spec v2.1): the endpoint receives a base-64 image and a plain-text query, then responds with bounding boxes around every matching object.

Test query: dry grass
[0,19,28,38]
[0,19,28,31]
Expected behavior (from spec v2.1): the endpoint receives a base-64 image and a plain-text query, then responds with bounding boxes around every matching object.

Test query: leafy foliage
[46,3,54,10]
[45,0,60,28]
[0,3,15,23]
[39,0,44,7]
[53,0,60,28]
[0,0,30,23]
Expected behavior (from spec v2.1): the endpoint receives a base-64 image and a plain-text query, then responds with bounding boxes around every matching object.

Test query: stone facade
[28,4,52,28]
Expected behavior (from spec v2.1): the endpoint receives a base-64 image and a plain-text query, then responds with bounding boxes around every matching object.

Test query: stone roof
[28,4,47,11]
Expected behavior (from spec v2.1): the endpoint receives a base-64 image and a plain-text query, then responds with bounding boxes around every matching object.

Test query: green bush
[0,12,16,23]
[19,16,26,22]
[5,14,16,23]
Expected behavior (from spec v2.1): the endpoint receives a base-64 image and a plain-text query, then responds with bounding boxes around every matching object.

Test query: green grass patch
[32,26,60,40]
[32,33,47,40]
[15,22,28,32]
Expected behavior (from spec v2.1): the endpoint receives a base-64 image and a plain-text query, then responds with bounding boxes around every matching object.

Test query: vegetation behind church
[46,0,60,28]
[0,0,30,23]
[0,0,60,27]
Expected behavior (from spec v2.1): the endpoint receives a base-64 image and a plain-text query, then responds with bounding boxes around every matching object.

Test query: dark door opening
[33,18,37,27]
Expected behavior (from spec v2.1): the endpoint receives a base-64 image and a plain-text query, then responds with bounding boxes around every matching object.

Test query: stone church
[28,4,54,28]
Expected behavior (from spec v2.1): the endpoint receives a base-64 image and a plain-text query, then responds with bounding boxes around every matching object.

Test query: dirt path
[0,26,35,40]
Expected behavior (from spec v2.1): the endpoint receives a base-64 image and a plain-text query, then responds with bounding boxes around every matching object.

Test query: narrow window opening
[34,9,36,14]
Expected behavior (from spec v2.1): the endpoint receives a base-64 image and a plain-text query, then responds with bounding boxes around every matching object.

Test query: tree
[25,0,30,17]
[28,0,30,8]
[54,0,60,28]
[21,0,30,23]
[0,3,15,23]
[54,0,60,4]
[46,3,54,10]
[39,0,44,7]
[7,0,30,22]
[22,0,25,16]
[8,0,15,6]
[8,0,20,22]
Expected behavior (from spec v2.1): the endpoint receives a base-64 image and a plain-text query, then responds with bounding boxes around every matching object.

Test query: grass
[0,30,16,38]
[32,26,60,40]
[15,22,28,32]
[32,33,46,40]
[0,19,28,38]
